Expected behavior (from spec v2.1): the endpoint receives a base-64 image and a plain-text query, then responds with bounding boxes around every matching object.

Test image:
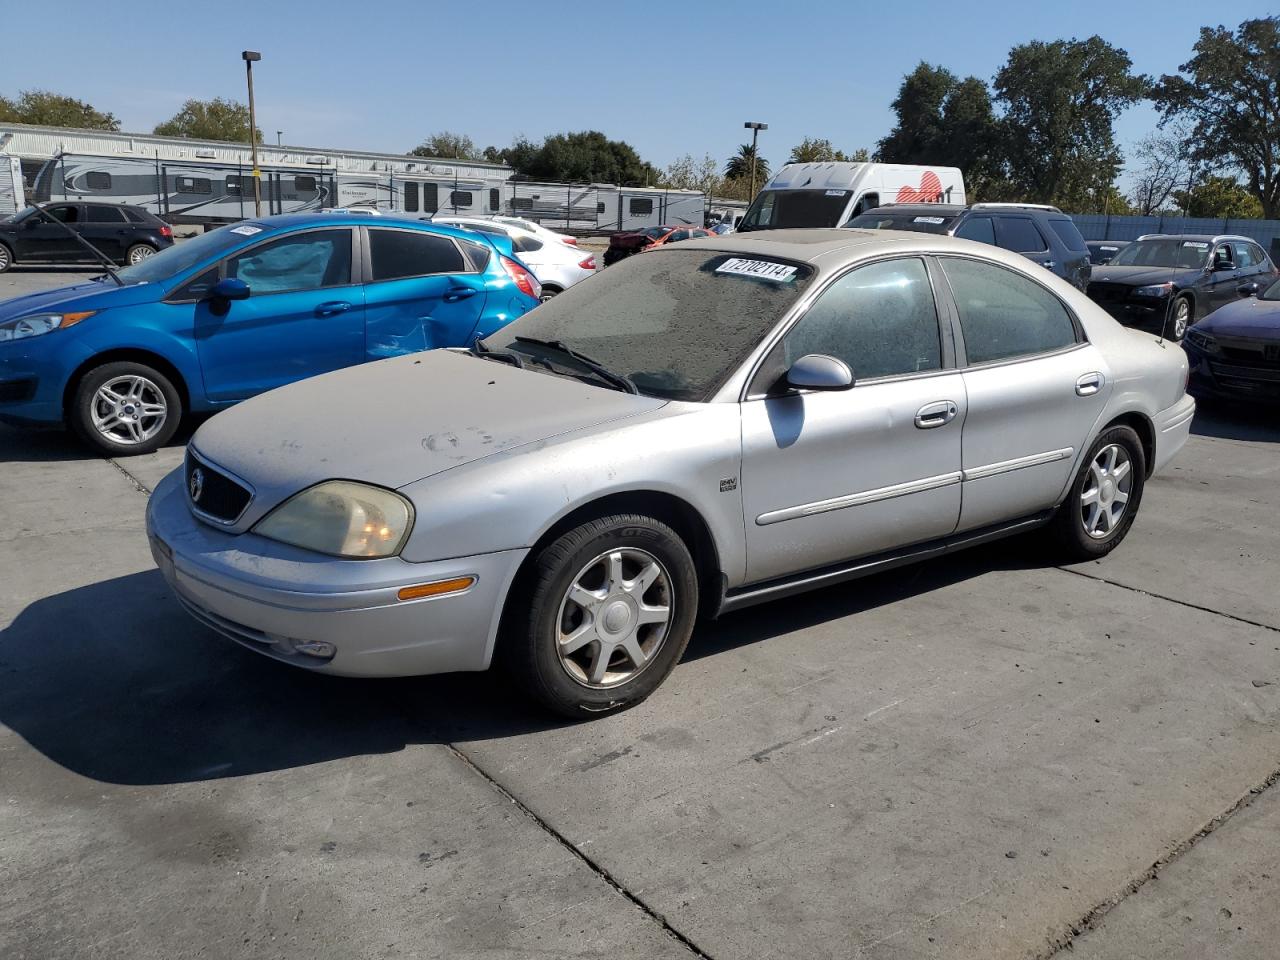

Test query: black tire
[125,243,157,266]
[0,242,13,273]
[505,513,699,718]
[1047,424,1146,562]
[1167,294,1193,341]
[70,360,183,456]
[538,286,561,302]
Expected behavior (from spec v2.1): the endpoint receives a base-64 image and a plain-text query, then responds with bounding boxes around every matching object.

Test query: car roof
[1135,234,1256,243]
[681,228,926,265]
[249,211,477,239]
[861,204,967,217]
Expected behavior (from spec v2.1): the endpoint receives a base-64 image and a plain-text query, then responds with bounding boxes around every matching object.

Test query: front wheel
[0,243,12,273]
[1046,424,1146,562]
[70,361,183,456]
[1167,295,1192,341]
[506,514,699,718]
[125,243,157,265]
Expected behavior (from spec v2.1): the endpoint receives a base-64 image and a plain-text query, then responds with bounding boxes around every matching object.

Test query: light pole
[276,130,282,147]
[242,50,262,217]
[744,121,768,199]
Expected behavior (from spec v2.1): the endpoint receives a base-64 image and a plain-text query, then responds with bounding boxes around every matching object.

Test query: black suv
[0,202,174,273]
[1086,234,1278,341]
[846,202,1092,291]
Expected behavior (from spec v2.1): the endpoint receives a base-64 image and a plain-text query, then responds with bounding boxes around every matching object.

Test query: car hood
[189,349,668,522]
[0,279,157,320]
[1088,264,1202,288]
[1196,296,1280,339]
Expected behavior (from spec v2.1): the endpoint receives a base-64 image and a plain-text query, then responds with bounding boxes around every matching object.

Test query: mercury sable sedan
[147,230,1195,717]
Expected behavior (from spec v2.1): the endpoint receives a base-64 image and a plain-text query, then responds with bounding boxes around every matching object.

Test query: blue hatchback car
[0,213,541,454]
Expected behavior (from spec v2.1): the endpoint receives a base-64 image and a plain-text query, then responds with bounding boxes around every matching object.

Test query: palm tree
[724,144,769,184]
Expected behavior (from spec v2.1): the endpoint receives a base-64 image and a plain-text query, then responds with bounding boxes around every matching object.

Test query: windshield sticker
[1181,241,1209,249]
[230,225,263,236]
[824,189,847,197]
[913,216,946,224]
[716,258,799,282]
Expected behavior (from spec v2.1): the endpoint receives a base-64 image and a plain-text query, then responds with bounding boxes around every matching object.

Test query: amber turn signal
[397,577,476,601]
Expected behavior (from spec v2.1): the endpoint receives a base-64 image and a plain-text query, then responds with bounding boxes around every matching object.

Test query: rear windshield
[845,211,958,234]
[1110,239,1209,270]
[739,189,851,230]
[484,249,815,401]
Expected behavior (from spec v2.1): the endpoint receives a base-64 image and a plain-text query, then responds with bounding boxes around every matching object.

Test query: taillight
[563,237,578,246]
[501,255,542,300]
[579,255,596,270]
[159,225,173,238]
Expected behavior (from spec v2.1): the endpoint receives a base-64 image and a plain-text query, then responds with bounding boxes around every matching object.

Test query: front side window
[48,205,79,223]
[226,229,353,295]
[779,258,942,381]
[954,216,995,245]
[368,229,465,281]
[995,217,1048,253]
[1213,244,1235,269]
[941,258,1078,365]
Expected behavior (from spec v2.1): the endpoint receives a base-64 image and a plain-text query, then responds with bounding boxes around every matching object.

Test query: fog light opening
[292,639,337,660]
[397,576,477,602]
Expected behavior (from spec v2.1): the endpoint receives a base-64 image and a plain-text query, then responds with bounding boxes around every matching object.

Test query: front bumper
[1095,298,1170,334]
[1184,342,1280,403]
[1151,393,1196,475]
[0,335,89,425]
[146,469,528,677]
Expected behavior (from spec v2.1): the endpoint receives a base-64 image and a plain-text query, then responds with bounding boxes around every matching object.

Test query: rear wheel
[506,514,699,718]
[538,286,562,303]
[1046,424,1146,562]
[70,361,182,456]
[125,244,157,265]
[0,242,12,273]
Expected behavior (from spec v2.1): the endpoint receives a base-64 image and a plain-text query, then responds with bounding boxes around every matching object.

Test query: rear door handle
[316,301,352,316]
[1075,372,1104,396]
[444,284,480,302]
[914,400,958,429]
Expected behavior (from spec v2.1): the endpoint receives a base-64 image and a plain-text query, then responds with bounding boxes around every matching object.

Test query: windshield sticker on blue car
[230,225,263,236]
[716,258,799,282]
[913,216,946,224]
[1182,241,1209,249]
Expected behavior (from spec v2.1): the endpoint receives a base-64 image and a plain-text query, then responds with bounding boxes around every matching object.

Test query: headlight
[1185,329,1220,355]
[0,311,96,343]
[1133,283,1174,298]
[254,481,414,558]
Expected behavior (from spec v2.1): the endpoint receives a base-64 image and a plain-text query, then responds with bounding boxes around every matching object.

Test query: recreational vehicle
[503,181,705,232]
[738,162,966,231]
[0,157,23,217]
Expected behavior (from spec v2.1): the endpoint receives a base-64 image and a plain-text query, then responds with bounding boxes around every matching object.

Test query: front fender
[73,318,205,408]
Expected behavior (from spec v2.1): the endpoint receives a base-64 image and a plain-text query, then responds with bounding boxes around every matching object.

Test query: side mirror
[1213,260,1235,272]
[785,354,854,392]
[1238,282,1261,298]
[211,277,250,301]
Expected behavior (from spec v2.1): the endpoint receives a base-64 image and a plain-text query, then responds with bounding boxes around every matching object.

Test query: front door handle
[444,285,480,302]
[1075,372,1104,397]
[316,300,352,316]
[1043,260,1056,269]
[914,400,958,429]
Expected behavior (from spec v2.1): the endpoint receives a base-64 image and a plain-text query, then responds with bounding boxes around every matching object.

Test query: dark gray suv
[846,202,1092,291]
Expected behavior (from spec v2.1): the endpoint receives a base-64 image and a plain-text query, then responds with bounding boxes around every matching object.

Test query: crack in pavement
[1039,764,1280,959]
[1056,565,1280,634]
[443,743,717,960]
[106,457,153,496]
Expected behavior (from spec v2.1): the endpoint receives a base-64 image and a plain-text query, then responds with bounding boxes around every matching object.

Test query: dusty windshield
[845,211,957,234]
[1110,239,1209,270]
[483,248,814,401]
[739,189,851,230]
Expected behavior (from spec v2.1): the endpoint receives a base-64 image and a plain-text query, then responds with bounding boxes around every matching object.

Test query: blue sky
[2,1,1275,186]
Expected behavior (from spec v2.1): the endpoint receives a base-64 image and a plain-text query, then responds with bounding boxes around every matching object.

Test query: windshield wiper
[23,202,125,287]
[469,337,525,369]
[513,336,639,395]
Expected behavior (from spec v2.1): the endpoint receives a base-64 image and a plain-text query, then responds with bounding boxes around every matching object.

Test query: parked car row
[428,215,596,300]
[603,224,715,265]
[0,201,174,272]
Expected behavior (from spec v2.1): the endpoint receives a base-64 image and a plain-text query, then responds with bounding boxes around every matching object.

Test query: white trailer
[740,161,966,231]
[503,182,704,233]
[0,156,23,216]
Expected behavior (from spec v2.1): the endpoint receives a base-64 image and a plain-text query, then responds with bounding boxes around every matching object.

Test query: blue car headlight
[0,310,96,343]
[1133,283,1174,298]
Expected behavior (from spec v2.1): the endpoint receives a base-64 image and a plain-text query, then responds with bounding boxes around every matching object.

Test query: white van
[738,162,966,232]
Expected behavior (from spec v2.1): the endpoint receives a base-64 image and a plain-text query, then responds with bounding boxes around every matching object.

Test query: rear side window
[941,258,1078,364]
[124,208,150,223]
[1047,218,1087,253]
[226,230,353,295]
[512,236,543,254]
[781,257,941,380]
[995,217,1047,253]
[369,229,466,281]
[459,238,491,272]
[954,216,994,245]
[85,205,127,223]
[1236,243,1258,269]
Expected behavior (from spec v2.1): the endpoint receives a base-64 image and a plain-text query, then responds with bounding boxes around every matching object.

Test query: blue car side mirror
[211,277,251,301]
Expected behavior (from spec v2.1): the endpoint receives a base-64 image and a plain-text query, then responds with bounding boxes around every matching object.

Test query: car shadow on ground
[0,540,1040,787]
[1190,399,1280,444]
[0,420,202,465]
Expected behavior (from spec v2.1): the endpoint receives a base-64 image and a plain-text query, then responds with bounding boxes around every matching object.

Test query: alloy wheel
[128,246,155,264]
[1171,299,1190,339]
[90,375,168,446]
[555,548,673,688]
[1080,443,1133,539]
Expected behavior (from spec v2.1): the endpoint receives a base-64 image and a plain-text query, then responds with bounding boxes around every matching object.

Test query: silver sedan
[147,230,1195,717]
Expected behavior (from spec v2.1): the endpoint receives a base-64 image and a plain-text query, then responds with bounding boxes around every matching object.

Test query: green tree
[788,137,852,164]
[661,153,722,194]
[487,131,658,185]
[154,98,259,142]
[0,89,119,130]
[877,63,953,162]
[1127,131,1192,215]
[1154,17,1280,218]
[410,131,479,160]
[993,37,1148,208]
[1172,175,1264,219]
[724,144,769,184]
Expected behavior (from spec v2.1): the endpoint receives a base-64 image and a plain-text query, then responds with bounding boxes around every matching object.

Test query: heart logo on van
[896,171,944,204]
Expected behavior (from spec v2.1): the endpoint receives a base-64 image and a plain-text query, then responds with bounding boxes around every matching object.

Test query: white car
[488,216,578,247]
[430,216,595,300]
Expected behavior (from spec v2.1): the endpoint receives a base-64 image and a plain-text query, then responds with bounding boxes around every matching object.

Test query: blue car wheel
[71,360,183,456]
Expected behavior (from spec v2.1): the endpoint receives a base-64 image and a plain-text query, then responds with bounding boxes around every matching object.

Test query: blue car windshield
[114,224,264,285]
